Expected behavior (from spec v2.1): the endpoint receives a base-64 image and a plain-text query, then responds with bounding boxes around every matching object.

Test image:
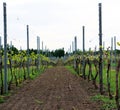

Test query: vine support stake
[42,41,43,54]
[27,25,30,77]
[74,36,77,69]
[37,36,40,70]
[82,26,86,79]
[74,36,77,53]
[111,37,113,64]
[72,41,74,53]
[114,36,117,65]
[83,26,85,53]
[3,2,8,93]
[98,3,103,94]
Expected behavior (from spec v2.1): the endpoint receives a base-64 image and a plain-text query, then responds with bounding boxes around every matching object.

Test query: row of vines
[0,2,57,95]
[0,49,56,95]
[64,49,120,109]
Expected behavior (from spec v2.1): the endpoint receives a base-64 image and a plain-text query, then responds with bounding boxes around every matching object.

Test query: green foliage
[64,55,74,65]
[66,63,117,109]
[65,66,77,75]
[34,99,44,105]
[29,73,37,80]
[0,96,5,103]
[29,66,45,80]
[0,92,11,103]
[116,49,120,54]
[40,54,50,62]
[65,53,119,109]
[54,48,65,58]
[0,46,52,95]
[91,94,117,109]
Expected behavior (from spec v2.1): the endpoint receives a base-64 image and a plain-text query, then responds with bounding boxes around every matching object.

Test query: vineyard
[0,1,120,110]
[0,46,56,94]
[64,48,120,109]
[0,48,120,109]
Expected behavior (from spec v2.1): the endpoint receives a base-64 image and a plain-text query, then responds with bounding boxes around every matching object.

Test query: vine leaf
[117,42,120,46]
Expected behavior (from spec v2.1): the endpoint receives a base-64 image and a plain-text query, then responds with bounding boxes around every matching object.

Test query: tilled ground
[0,66,101,110]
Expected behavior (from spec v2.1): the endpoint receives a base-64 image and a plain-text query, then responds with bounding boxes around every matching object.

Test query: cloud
[0,0,120,51]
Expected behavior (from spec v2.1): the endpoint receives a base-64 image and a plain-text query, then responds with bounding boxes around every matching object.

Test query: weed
[91,94,117,109]
[34,99,44,105]
[65,66,77,75]
[0,96,5,103]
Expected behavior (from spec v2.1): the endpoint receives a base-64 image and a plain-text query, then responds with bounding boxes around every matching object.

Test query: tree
[54,48,65,58]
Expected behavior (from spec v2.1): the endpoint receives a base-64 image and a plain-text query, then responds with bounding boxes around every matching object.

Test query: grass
[29,66,45,80]
[91,94,117,109]
[0,92,11,103]
[34,99,44,105]
[65,65,118,109]
[0,65,46,85]
[0,96,5,103]
[0,65,47,104]
[85,64,118,109]
[65,66,77,75]
[0,64,51,89]
[84,64,117,94]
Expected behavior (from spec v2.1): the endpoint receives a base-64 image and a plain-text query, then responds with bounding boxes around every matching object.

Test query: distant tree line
[0,44,65,58]
[0,44,120,57]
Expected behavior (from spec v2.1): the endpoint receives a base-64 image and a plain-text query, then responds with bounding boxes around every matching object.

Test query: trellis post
[74,36,77,69]
[3,2,8,93]
[27,25,30,77]
[98,3,103,94]
[37,36,40,70]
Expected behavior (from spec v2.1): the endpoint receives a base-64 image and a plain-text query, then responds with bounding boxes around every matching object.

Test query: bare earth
[0,66,101,110]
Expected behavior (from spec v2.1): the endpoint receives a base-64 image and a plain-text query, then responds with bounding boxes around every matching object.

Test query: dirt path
[0,66,101,110]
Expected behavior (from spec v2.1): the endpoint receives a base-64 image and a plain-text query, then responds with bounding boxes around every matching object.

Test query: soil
[0,66,102,110]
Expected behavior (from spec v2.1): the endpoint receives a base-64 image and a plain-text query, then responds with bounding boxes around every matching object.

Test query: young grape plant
[0,48,54,95]
[65,47,120,109]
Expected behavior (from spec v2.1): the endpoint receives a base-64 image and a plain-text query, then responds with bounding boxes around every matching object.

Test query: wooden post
[83,26,85,53]
[114,36,117,65]
[98,3,103,94]
[0,37,1,48]
[37,36,40,70]
[74,36,77,53]
[0,36,3,94]
[103,41,105,50]
[72,41,74,53]
[27,25,30,77]
[3,2,8,93]
[82,26,86,79]
[74,36,77,69]
[42,41,43,54]
[111,37,113,65]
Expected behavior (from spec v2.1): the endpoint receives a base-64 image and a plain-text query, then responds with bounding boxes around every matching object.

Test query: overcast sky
[0,0,120,52]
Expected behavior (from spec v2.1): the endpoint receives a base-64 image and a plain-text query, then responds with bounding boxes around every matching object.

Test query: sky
[0,0,120,52]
